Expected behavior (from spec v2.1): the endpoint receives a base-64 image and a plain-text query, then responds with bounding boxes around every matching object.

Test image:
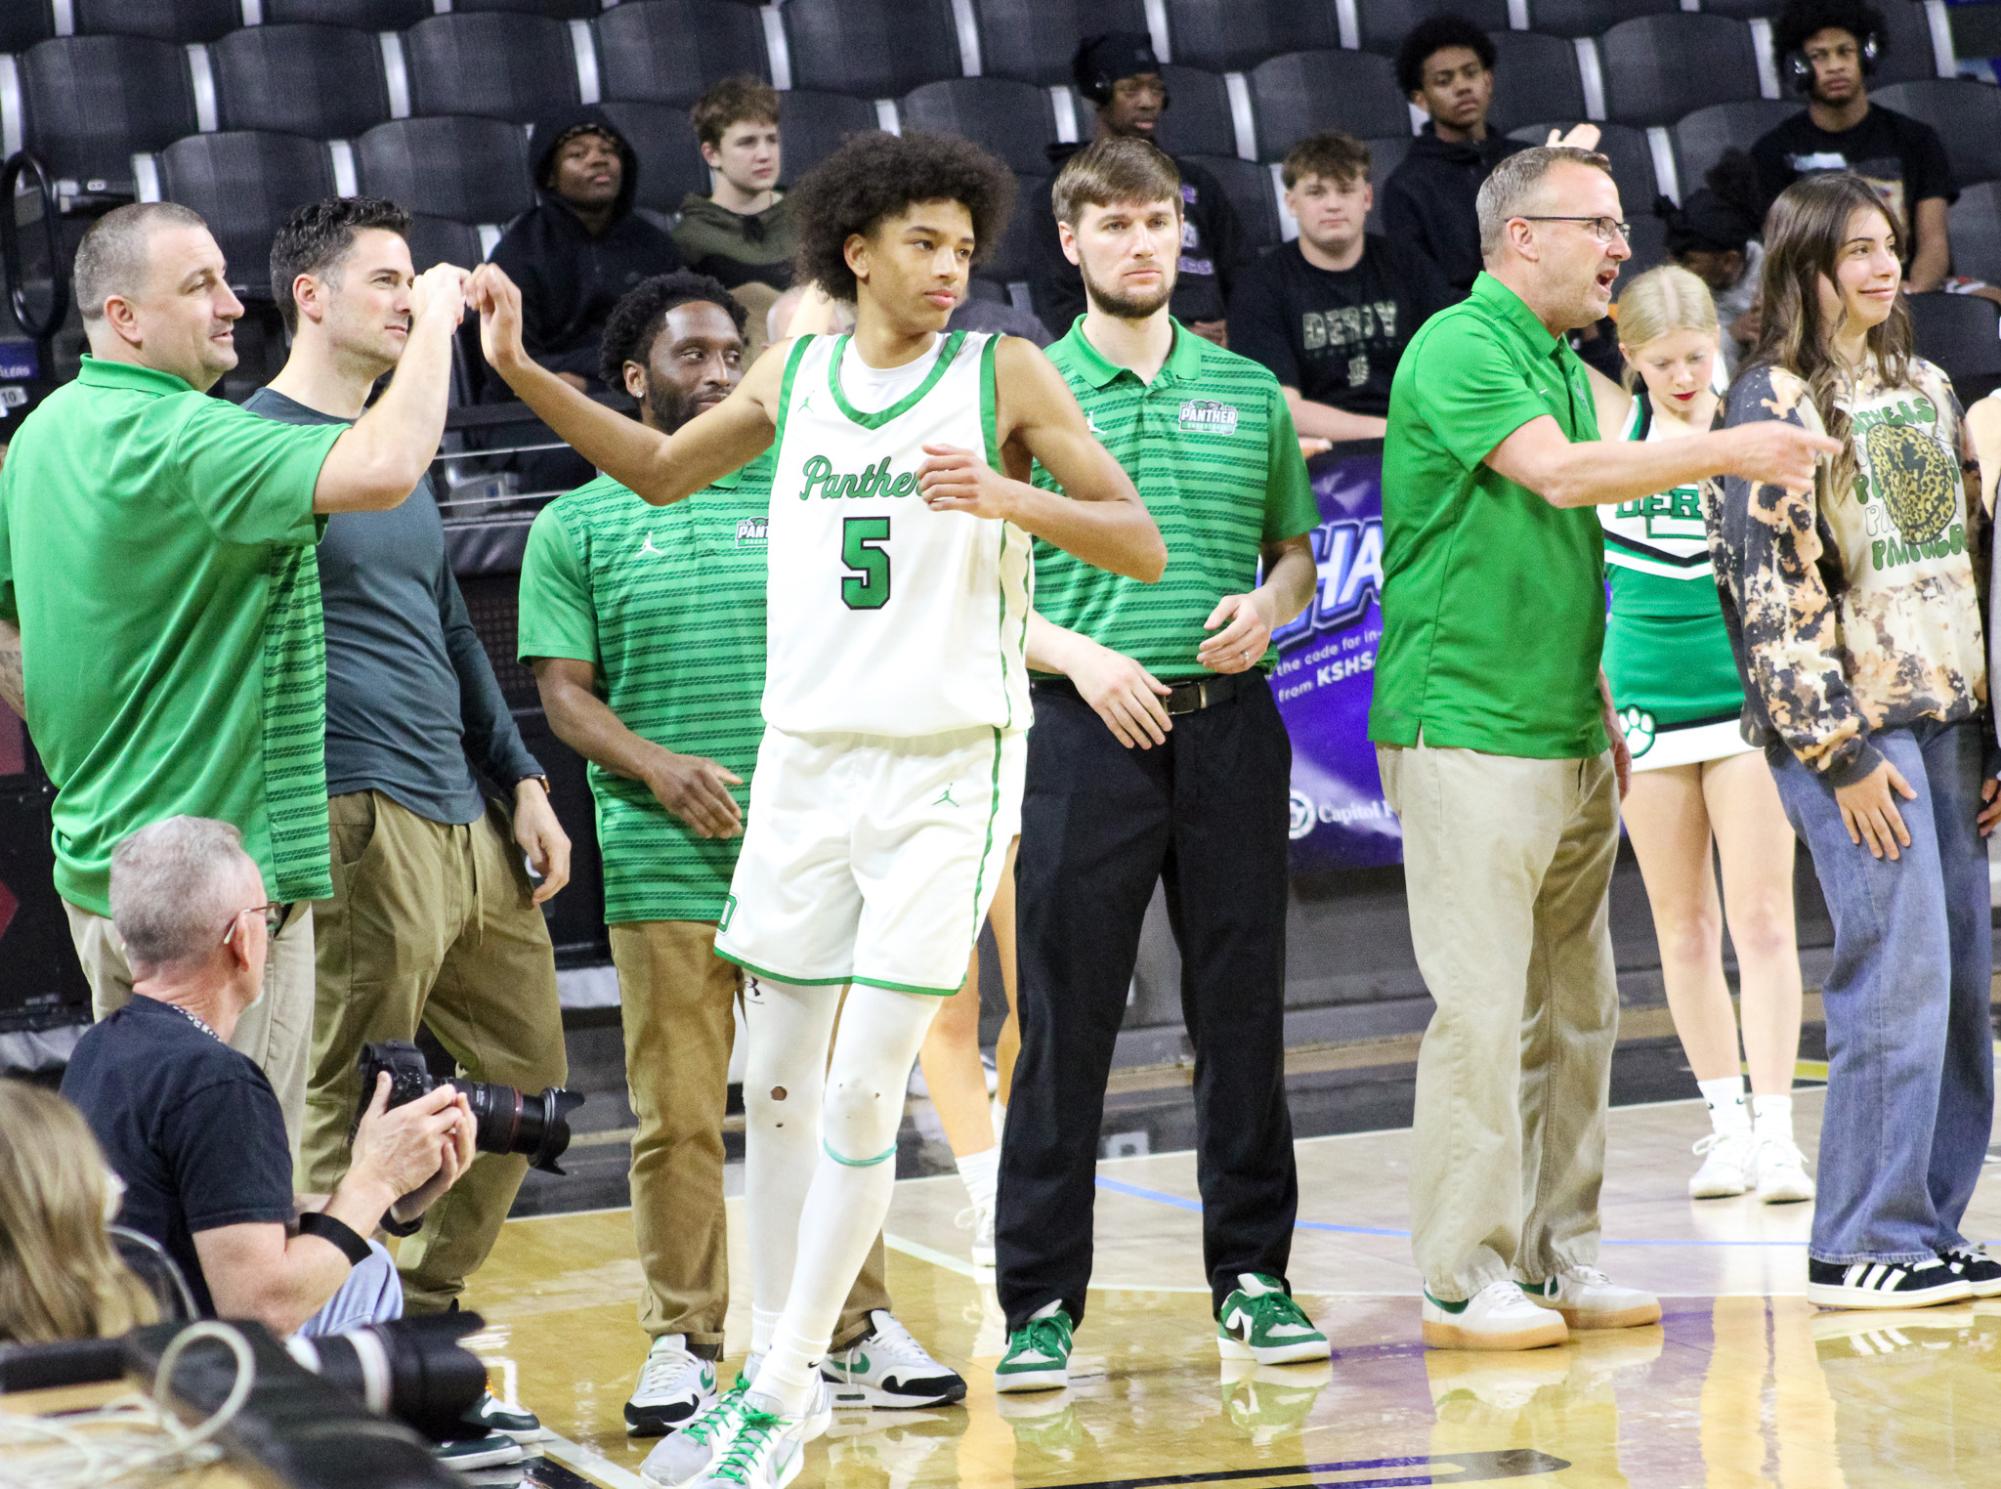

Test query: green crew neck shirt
[516,455,773,924]
[1032,319,1317,678]
[0,357,344,914]
[1368,273,1609,759]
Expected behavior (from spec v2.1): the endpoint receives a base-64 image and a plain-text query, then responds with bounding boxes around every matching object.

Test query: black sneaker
[1940,1244,2001,1298]
[1806,1256,1973,1310]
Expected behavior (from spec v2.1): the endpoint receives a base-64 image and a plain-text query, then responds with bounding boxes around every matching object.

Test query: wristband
[378,1207,422,1238]
[298,1211,371,1267]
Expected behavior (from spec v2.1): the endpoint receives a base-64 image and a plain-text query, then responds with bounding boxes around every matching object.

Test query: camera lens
[454,1080,583,1174]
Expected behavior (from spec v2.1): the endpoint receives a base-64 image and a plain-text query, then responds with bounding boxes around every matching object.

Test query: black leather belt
[1032,671,1260,716]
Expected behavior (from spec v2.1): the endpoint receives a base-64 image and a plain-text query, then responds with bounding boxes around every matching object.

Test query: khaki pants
[303,791,566,1314]
[610,919,889,1359]
[1377,739,1620,1299]
[66,899,316,1173]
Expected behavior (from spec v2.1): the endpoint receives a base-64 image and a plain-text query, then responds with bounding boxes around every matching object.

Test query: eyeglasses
[222,902,285,946]
[1518,215,1632,245]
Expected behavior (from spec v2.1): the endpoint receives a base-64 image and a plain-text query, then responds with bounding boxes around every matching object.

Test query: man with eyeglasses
[1369,147,1838,1351]
[60,817,508,1464]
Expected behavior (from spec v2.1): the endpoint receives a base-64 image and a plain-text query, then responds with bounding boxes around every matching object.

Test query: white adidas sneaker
[1519,1266,1661,1330]
[1688,1128,1757,1199]
[1420,1279,1569,1351]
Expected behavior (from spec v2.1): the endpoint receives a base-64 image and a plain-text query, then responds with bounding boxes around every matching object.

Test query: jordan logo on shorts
[933,784,960,808]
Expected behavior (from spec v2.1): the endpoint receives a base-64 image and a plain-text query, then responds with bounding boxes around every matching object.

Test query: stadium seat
[982,172,1048,285]
[1163,0,1336,75]
[596,99,710,217]
[1363,133,1412,235]
[213,25,393,140]
[900,79,1058,177]
[403,213,484,274]
[402,13,582,122]
[21,35,197,194]
[775,90,883,182]
[783,0,963,99]
[1949,181,2001,283]
[1907,291,2001,401]
[1355,0,1510,56]
[454,0,600,16]
[262,0,431,25]
[974,0,1149,87]
[1485,31,1586,138]
[1509,121,1658,220]
[0,3,52,54]
[593,1,771,109]
[1523,0,1678,39]
[1622,212,1669,277]
[1247,50,1407,164]
[1871,80,2001,187]
[74,0,239,43]
[1150,64,1237,160]
[354,117,535,227]
[1670,99,1797,203]
[1599,14,1765,129]
[153,132,338,297]
[1186,153,1279,254]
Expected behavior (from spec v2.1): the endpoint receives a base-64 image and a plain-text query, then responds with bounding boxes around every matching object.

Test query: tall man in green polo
[994,137,1328,1392]
[516,272,964,1458]
[0,202,467,1159]
[1368,146,1836,1351]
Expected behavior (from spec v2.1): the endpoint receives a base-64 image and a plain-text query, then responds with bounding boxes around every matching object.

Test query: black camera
[355,1040,583,1175]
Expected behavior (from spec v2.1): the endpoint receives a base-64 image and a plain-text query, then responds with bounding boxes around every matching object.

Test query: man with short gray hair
[0,202,471,1164]
[1368,145,1838,1350]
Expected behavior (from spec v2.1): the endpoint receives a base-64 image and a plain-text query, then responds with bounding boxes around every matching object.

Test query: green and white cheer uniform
[712,329,1029,996]
[1598,391,1752,771]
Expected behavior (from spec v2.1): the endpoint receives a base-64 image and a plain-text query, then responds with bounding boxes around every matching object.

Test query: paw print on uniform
[1618,706,1656,759]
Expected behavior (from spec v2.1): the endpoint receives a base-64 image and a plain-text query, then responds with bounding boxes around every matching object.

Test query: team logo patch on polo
[735,516,768,547]
[1178,399,1238,435]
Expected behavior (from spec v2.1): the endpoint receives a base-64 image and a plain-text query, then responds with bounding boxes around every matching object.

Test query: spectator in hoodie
[1383,15,1599,296]
[1662,152,1767,377]
[672,77,798,298]
[1029,31,1241,345]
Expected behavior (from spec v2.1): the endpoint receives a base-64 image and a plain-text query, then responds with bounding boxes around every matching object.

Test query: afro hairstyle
[598,269,747,390]
[1772,0,1886,62]
[1395,15,1499,98]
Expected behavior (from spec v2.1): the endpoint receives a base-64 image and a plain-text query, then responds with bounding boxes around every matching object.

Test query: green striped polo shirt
[1032,319,1317,677]
[516,454,772,924]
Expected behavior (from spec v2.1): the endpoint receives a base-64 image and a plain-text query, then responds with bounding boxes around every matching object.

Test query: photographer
[60,818,475,1340]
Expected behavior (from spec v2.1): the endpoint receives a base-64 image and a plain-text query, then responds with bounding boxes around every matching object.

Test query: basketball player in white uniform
[473,131,1164,1489]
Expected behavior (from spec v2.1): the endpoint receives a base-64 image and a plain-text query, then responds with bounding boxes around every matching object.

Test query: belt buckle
[1166,679,1207,717]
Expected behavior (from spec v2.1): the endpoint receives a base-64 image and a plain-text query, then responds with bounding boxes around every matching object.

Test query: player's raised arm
[990,337,1166,581]
[472,262,778,506]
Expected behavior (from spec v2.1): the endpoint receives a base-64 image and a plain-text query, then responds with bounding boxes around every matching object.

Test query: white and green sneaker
[1215,1274,1330,1365]
[994,1309,1074,1393]
[689,1393,817,1489]
[643,1370,830,1489]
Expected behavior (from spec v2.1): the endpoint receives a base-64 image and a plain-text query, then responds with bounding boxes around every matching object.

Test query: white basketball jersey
[761,330,1033,737]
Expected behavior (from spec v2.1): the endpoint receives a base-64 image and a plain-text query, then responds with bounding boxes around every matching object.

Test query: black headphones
[1785,27,1880,94]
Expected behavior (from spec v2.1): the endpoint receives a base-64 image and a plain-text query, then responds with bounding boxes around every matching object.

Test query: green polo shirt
[516,456,773,924]
[1033,319,1316,677]
[0,357,344,914]
[1368,273,1608,759]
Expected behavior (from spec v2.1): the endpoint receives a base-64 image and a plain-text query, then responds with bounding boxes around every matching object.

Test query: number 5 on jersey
[841,515,892,610]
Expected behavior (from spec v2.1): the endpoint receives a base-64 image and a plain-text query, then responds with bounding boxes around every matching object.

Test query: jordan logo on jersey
[636,532,664,558]
[798,453,919,502]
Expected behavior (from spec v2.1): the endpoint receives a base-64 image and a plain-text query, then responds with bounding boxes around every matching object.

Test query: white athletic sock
[1698,1075,1749,1134]
[750,1308,784,1360]
[956,1144,999,1208]
[991,1098,1007,1146]
[1751,1093,1795,1145]
[1030,1299,1064,1322]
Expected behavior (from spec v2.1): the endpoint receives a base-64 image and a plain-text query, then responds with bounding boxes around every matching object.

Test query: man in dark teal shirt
[248,198,569,1441]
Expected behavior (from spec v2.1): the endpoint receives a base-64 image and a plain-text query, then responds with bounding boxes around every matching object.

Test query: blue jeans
[1769,720,1994,1264]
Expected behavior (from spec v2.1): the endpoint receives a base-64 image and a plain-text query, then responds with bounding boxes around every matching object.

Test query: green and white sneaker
[1215,1273,1330,1365]
[642,1367,833,1489]
[689,1393,818,1489]
[994,1309,1073,1393]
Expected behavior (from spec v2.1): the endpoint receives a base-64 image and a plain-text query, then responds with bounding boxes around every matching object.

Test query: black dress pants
[996,675,1299,1330]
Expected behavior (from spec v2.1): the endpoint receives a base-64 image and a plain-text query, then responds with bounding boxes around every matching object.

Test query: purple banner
[1272,450,1402,871]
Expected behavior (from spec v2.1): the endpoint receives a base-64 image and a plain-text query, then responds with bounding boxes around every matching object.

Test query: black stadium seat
[1485,31,1586,139]
[1907,291,2001,401]
[593,0,770,109]
[1671,100,1798,205]
[1524,0,1678,39]
[783,0,962,99]
[454,0,600,15]
[774,90,882,182]
[899,79,1058,177]
[75,0,239,43]
[1247,50,1407,164]
[1948,181,2001,282]
[1871,80,2001,187]
[213,25,393,140]
[981,172,1048,284]
[1509,121,1657,222]
[0,3,52,54]
[153,132,337,298]
[1149,65,1237,160]
[1356,0,1509,56]
[974,0,1149,88]
[402,13,581,122]
[596,99,710,217]
[402,213,484,274]
[1598,14,1765,129]
[355,117,535,227]
[1186,153,1279,254]
[1165,0,1336,74]
[263,0,431,25]
[1363,133,1412,234]
[21,35,197,193]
